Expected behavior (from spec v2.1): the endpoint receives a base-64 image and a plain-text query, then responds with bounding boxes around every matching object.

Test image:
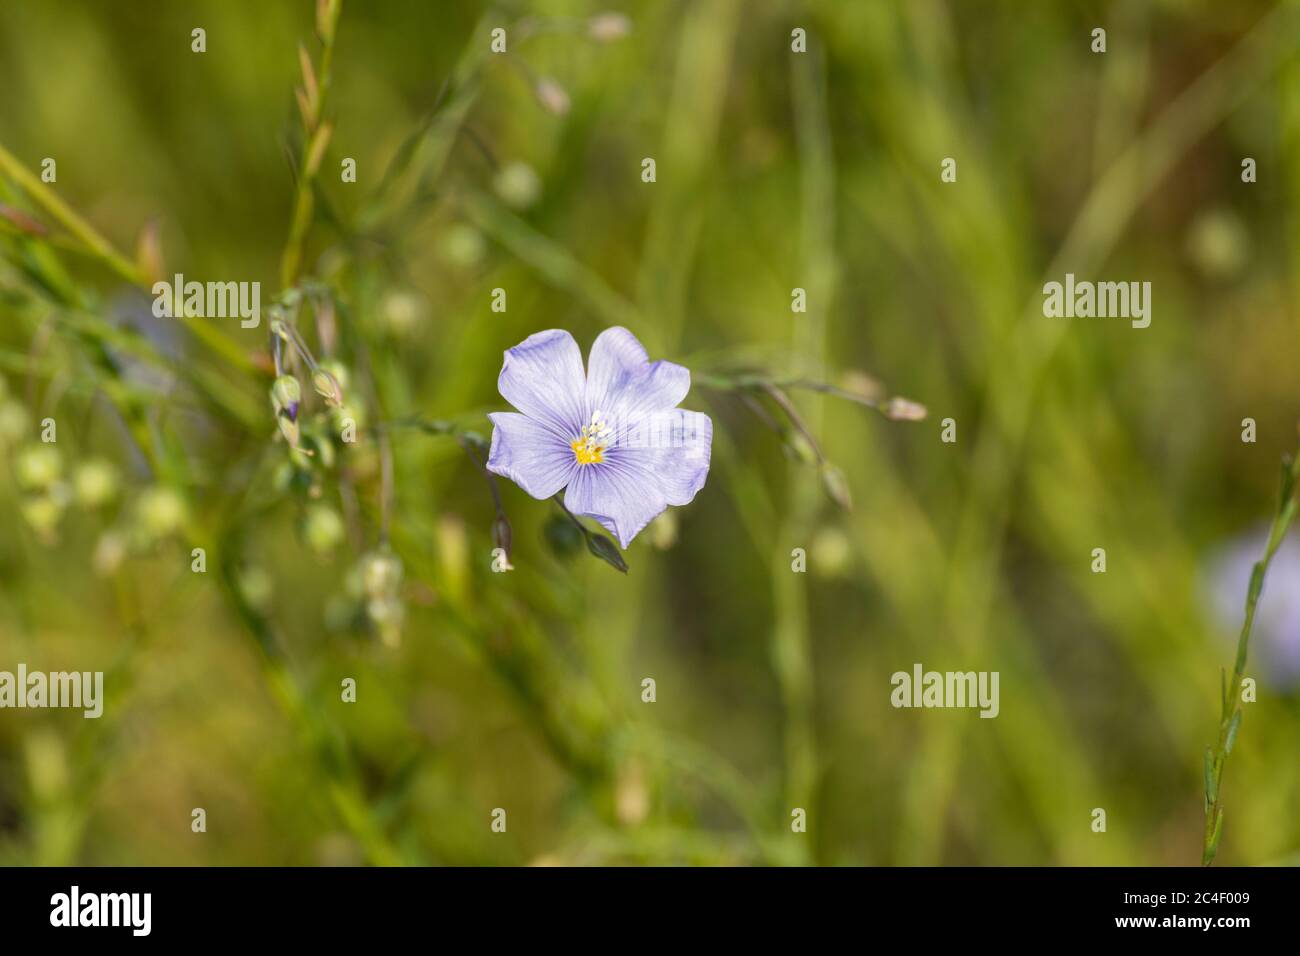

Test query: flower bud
[587,532,628,573]
[312,367,344,408]
[883,396,928,422]
[271,375,302,421]
[588,13,632,42]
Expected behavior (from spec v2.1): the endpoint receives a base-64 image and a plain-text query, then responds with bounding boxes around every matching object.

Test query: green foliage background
[0,0,1297,865]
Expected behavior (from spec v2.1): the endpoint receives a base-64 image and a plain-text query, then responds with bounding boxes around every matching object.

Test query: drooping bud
[271,375,302,422]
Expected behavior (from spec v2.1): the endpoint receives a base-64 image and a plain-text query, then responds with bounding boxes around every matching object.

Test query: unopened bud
[271,375,302,421]
[312,368,344,407]
[588,13,632,42]
[883,396,928,422]
[586,532,629,573]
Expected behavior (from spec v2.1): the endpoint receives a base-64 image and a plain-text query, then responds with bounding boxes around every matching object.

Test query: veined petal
[486,412,576,500]
[564,457,668,550]
[649,409,713,505]
[612,408,712,505]
[498,329,587,438]
[585,326,690,423]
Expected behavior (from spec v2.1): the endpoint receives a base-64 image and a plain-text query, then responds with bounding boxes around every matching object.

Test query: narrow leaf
[1203,806,1225,866]
[1224,710,1242,755]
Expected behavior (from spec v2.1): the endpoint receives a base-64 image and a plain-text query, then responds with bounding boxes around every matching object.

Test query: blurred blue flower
[1207,529,1300,689]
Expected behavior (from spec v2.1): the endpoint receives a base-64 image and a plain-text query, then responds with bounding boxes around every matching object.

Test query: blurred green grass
[0,0,1298,865]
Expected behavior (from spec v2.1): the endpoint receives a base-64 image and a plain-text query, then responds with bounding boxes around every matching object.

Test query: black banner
[0,866,1280,942]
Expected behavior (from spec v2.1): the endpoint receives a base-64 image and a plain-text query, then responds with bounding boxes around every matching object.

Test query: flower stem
[1202,451,1300,865]
[279,0,342,289]
[0,141,145,286]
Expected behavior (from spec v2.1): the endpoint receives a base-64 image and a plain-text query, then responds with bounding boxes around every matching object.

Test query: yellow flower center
[572,411,612,465]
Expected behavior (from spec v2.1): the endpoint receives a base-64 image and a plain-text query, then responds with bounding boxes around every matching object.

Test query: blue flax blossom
[487,327,712,548]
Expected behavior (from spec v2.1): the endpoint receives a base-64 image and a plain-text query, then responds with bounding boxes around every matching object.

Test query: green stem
[280,1,342,289]
[1202,452,1300,865]
[0,142,145,286]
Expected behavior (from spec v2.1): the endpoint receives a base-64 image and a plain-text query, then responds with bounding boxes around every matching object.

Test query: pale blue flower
[1207,530,1300,689]
[487,327,712,548]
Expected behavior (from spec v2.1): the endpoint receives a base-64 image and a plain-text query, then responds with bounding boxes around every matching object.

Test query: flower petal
[585,326,690,422]
[564,459,668,550]
[498,329,587,438]
[613,408,712,504]
[486,412,577,500]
